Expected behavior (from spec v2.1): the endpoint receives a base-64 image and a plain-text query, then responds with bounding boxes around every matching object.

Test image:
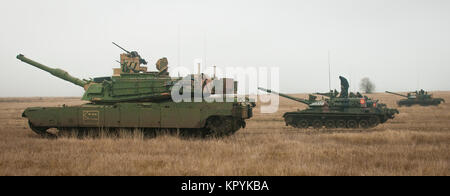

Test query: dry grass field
[0,93,449,176]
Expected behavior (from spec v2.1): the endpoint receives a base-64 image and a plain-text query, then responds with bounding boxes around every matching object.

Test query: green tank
[17,43,255,138]
[385,90,445,107]
[258,76,399,129]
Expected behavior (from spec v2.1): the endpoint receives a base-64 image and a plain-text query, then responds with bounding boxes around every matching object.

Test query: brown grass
[0,93,449,176]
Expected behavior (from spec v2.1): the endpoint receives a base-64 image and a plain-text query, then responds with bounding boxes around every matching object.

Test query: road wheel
[359,120,369,129]
[312,120,322,129]
[336,120,346,128]
[325,120,336,129]
[346,120,358,128]
[296,119,309,128]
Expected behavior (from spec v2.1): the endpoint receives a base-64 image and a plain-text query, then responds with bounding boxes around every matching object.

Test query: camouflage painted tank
[17,43,255,138]
[385,90,444,106]
[259,76,399,129]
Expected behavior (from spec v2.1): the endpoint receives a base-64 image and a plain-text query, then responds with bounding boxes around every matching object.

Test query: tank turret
[112,42,148,65]
[17,54,177,103]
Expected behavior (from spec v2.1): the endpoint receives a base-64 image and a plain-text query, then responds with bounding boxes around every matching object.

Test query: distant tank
[17,42,255,138]
[259,76,399,129]
[386,90,445,107]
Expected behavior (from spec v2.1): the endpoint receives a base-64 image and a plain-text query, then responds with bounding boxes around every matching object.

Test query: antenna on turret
[328,50,331,91]
[177,25,181,67]
[417,72,420,90]
[203,31,207,70]
[213,65,216,79]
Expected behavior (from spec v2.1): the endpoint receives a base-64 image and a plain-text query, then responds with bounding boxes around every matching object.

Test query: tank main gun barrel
[385,91,408,98]
[16,54,88,88]
[258,87,311,105]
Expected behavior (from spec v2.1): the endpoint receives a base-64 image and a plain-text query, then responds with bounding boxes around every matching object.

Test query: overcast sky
[1,0,449,97]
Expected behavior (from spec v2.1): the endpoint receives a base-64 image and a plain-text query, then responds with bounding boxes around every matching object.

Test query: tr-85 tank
[385,90,444,106]
[18,42,255,138]
[259,76,399,129]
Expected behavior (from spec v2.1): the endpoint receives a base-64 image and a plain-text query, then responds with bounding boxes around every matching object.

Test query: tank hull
[397,99,443,106]
[283,109,396,129]
[23,101,253,138]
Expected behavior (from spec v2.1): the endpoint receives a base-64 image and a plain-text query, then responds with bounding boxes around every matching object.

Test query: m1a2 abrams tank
[17,43,255,138]
[259,76,399,129]
[385,90,445,107]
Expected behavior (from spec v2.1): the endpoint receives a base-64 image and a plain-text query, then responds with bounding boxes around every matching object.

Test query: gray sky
[1,0,449,96]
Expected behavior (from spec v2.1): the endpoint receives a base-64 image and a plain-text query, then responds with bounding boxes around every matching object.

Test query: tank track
[283,113,384,129]
[27,116,245,139]
[29,121,57,139]
[205,116,245,137]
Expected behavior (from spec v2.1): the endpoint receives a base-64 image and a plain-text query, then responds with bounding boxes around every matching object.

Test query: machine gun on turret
[112,42,149,74]
[112,42,148,65]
